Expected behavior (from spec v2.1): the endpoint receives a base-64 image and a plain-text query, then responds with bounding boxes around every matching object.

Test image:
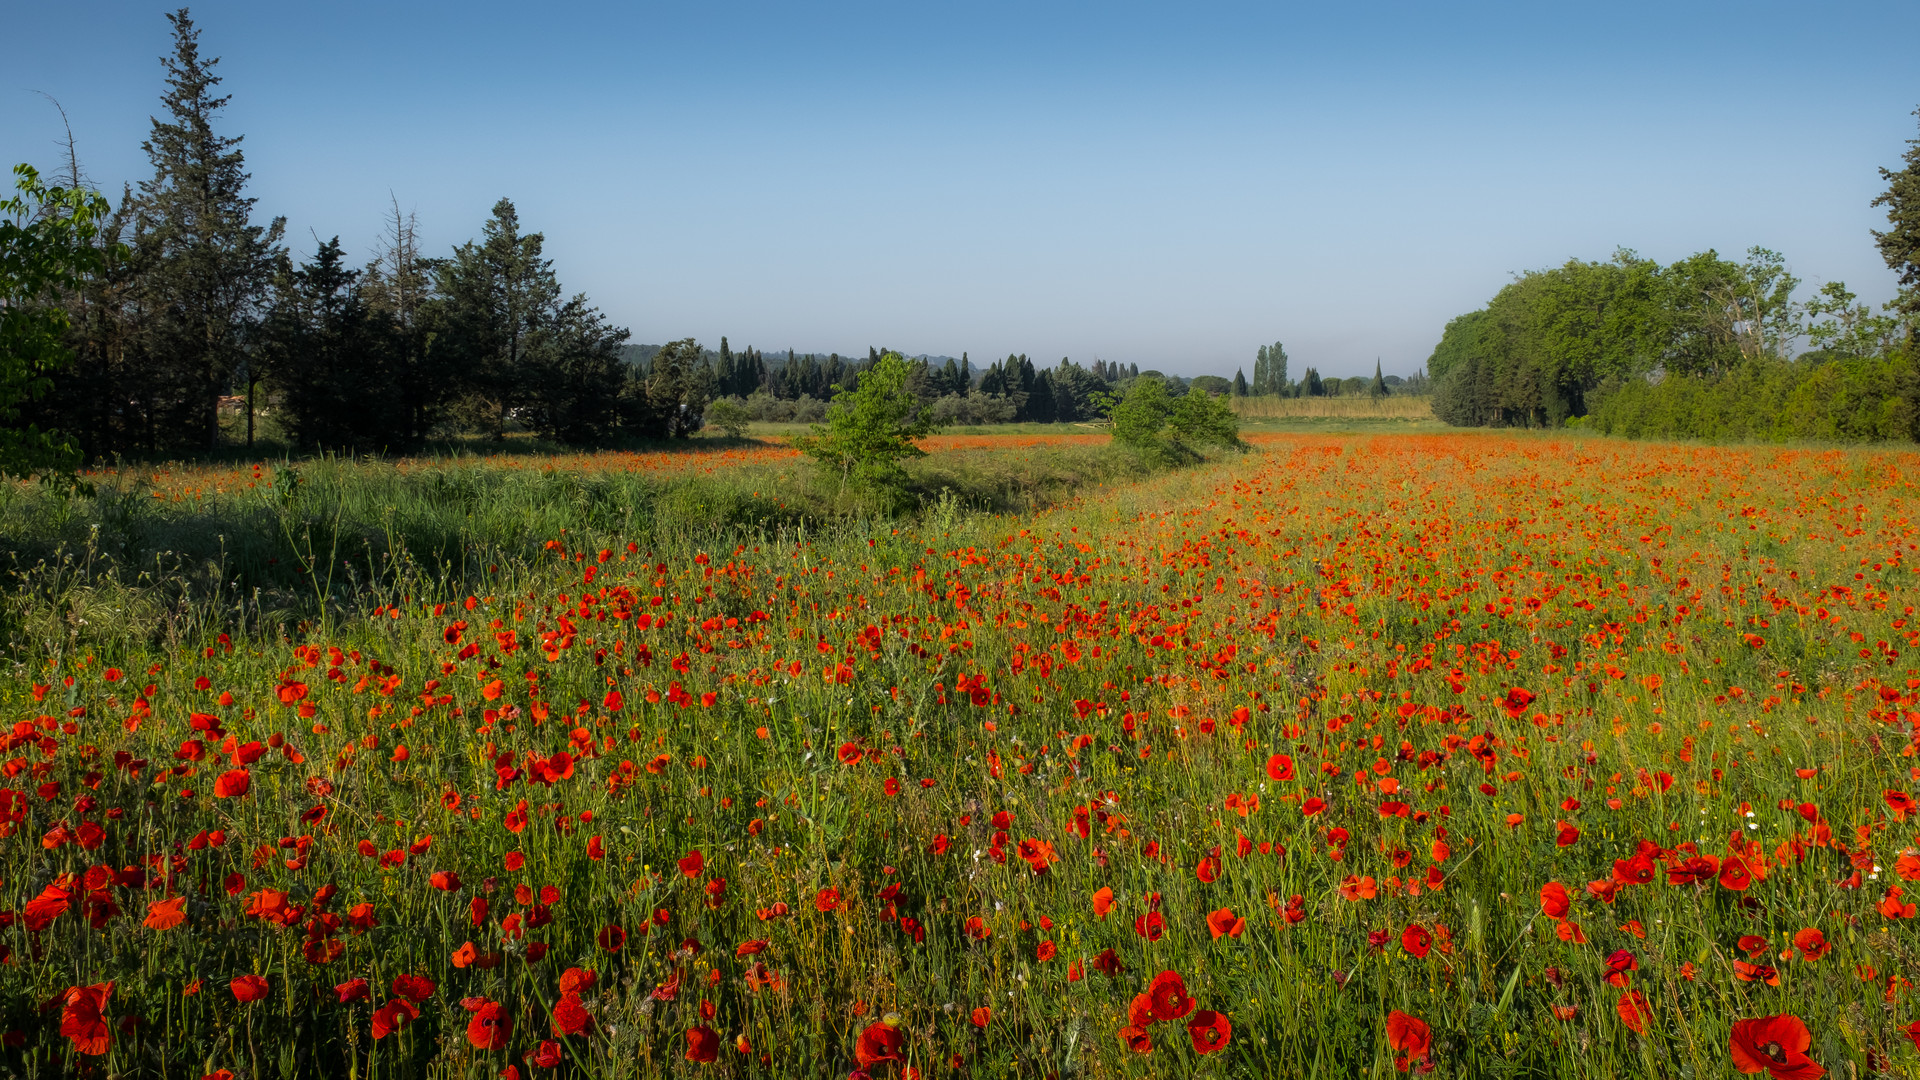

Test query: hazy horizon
[6,0,1917,380]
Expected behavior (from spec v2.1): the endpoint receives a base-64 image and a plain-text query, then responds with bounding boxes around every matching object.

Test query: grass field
[5,431,1920,1078]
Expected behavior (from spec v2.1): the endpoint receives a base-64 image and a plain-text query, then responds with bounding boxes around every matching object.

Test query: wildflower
[230,975,269,1003]
[59,983,113,1056]
[1386,1011,1430,1071]
[1187,1010,1231,1055]
[685,1025,721,1063]
[1728,1014,1824,1079]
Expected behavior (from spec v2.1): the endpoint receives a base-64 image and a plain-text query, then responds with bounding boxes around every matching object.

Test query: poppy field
[8,432,1920,1079]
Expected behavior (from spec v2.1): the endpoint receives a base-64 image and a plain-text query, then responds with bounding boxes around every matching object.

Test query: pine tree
[363,197,449,444]
[133,8,285,451]
[437,198,560,438]
[265,237,404,450]
[1874,106,1920,340]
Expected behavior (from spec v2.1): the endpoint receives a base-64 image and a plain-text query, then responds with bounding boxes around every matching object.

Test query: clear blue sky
[6,1,1917,378]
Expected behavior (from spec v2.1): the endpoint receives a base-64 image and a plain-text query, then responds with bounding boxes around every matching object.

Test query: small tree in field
[794,352,937,493]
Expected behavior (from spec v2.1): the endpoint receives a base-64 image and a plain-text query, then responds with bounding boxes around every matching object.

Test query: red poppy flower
[836,741,861,765]
[1720,857,1754,892]
[815,887,841,912]
[1729,1014,1823,1078]
[1092,948,1124,977]
[685,1025,721,1063]
[430,871,461,891]
[1036,940,1058,961]
[1147,970,1194,1020]
[1118,1025,1152,1054]
[212,769,251,799]
[964,916,992,940]
[144,896,188,931]
[552,992,593,1036]
[391,974,435,1003]
[59,983,113,1056]
[1188,1010,1231,1054]
[1134,911,1166,941]
[466,1000,512,1050]
[855,1018,904,1067]
[334,979,369,1004]
[1616,991,1651,1034]
[597,925,627,952]
[1266,753,1295,782]
[1386,1010,1430,1065]
[559,967,597,993]
[971,1006,992,1028]
[1092,887,1115,918]
[1402,924,1433,958]
[371,999,419,1040]
[1793,929,1830,961]
[1207,907,1247,939]
[678,851,705,878]
[529,1040,564,1068]
[230,974,269,1003]
[1886,790,1915,821]
[1555,822,1580,847]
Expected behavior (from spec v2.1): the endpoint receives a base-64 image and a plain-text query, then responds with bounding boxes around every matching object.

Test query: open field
[5,432,1920,1078]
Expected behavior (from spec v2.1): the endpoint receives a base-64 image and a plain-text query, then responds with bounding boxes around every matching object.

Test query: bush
[704,397,751,437]
[792,352,938,496]
[929,392,1017,426]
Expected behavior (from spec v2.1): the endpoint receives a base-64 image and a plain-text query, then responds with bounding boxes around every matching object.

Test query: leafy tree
[1110,375,1175,455]
[627,338,706,438]
[0,164,109,475]
[704,397,750,437]
[134,9,285,451]
[1874,106,1920,340]
[793,351,936,492]
[1168,386,1244,449]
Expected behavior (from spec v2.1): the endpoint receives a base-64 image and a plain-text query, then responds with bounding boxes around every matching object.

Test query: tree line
[1427,111,1920,440]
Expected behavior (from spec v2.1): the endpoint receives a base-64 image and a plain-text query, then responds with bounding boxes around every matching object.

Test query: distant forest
[1427,110,1920,442]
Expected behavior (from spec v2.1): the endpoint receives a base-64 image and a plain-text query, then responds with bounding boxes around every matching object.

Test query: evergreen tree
[1028,370,1058,422]
[363,197,450,444]
[436,198,559,438]
[1874,106,1920,340]
[1232,369,1248,396]
[264,237,418,450]
[133,8,285,451]
[1370,359,1388,398]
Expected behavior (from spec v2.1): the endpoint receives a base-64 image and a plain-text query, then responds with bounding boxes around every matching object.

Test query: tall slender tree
[134,8,284,451]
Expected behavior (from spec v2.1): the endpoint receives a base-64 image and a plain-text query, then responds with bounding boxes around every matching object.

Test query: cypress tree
[1370,359,1388,398]
[1232,369,1248,396]
[134,8,285,451]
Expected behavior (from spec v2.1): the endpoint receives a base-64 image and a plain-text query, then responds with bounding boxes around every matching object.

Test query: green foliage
[703,396,750,437]
[792,352,938,493]
[1875,106,1920,337]
[261,237,406,451]
[0,164,109,476]
[1431,249,1829,430]
[1113,378,1242,463]
[1583,355,1918,442]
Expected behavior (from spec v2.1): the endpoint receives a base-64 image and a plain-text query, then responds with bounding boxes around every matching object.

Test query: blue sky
[5,1,1917,378]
